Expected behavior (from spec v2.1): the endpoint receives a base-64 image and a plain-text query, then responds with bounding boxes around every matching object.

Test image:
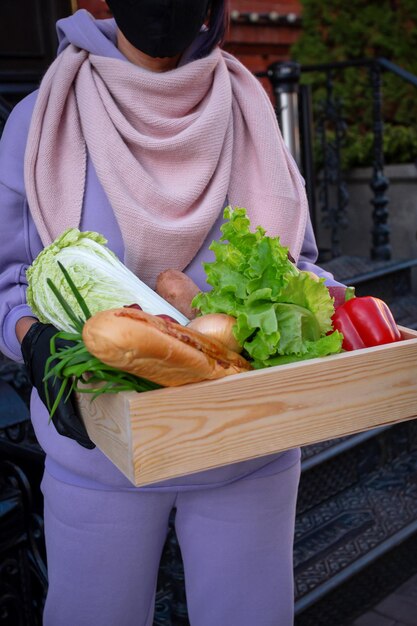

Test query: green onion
[46,278,84,333]
[44,264,161,420]
[57,261,92,321]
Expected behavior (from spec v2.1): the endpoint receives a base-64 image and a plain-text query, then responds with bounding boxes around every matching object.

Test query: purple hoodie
[0,10,339,491]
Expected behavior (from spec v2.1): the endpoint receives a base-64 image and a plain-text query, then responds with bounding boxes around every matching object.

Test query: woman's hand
[16,316,38,342]
[20,321,95,449]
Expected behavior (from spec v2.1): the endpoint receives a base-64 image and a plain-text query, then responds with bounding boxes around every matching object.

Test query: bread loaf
[82,308,252,387]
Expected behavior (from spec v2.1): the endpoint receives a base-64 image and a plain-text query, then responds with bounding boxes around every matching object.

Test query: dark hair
[199,0,230,57]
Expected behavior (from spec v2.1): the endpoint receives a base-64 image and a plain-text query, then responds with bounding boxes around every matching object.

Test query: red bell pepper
[327,285,355,310]
[331,296,402,351]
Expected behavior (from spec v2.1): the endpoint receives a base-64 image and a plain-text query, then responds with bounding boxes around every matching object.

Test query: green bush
[291,0,417,167]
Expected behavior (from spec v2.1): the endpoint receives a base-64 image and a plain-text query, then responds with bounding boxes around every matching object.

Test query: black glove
[21,322,95,450]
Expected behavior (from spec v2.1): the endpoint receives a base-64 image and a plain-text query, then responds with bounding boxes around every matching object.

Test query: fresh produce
[192,206,343,367]
[124,303,178,324]
[33,262,248,415]
[155,269,201,319]
[187,313,243,353]
[26,228,189,332]
[41,263,161,418]
[331,295,402,351]
[82,308,251,387]
[327,285,355,310]
[29,206,402,418]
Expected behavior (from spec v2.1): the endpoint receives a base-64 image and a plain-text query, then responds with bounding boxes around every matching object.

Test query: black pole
[267,61,302,167]
[369,62,391,261]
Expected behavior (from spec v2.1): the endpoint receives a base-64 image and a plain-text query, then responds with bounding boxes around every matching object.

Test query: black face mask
[107,0,211,58]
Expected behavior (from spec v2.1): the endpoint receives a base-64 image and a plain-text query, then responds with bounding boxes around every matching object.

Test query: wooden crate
[77,326,417,487]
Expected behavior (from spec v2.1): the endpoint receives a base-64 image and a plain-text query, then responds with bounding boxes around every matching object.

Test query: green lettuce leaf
[251,331,345,368]
[192,206,342,367]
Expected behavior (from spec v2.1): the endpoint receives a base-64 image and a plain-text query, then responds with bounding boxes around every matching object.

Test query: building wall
[77,0,111,20]
[226,0,302,74]
[75,1,302,76]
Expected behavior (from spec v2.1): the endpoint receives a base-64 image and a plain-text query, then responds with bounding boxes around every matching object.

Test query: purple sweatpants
[41,460,300,626]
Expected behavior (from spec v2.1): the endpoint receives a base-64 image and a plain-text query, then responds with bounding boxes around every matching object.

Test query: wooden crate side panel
[77,391,135,483]
[399,326,417,340]
[127,336,417,486]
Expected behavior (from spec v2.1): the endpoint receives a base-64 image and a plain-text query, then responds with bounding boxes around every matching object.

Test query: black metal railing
[257,57,417,262]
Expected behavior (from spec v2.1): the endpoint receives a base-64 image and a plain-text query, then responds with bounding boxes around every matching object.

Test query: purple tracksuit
[0,11,340,625]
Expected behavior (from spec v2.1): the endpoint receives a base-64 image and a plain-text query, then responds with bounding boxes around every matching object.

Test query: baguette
[82,308,252,387]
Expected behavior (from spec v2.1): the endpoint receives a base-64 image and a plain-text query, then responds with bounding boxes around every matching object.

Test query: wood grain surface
[78,326,417,486]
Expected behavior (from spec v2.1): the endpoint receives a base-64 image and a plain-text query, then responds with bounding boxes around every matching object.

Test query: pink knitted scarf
[24,16,308,287]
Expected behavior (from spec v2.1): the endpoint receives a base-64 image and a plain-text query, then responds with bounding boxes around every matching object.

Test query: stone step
[388,294,417,330]
[294,447,417,626]
[151,422,417,626]
[321,255,417,302]
[297,421,417,514]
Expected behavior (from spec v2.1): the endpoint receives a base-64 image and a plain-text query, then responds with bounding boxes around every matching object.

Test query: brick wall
[77,0,111,20]
[226,1,301,73]
[75,1,302,79]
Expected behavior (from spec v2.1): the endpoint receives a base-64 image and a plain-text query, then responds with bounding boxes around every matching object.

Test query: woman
[0,2,339,624]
